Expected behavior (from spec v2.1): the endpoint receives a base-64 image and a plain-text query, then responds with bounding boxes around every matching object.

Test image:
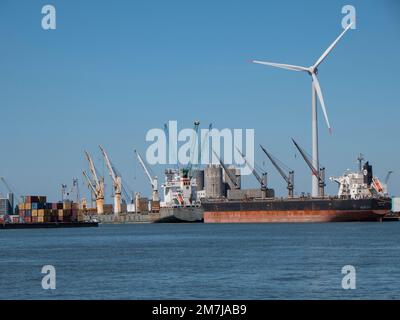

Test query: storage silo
[192,169,205,191]
[205,165,224,198]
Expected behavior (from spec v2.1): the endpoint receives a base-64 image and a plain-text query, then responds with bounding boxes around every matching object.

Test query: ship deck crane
[260,145,294,198]
[84,150,105,214]
[291,139,325,197]
[134,149,159,202]
[212,150,240,190]
[99,145,122,215]
[236,147,267,197]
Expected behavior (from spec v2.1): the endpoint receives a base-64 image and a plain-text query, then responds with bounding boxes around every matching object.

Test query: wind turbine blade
[313,22,353,68]
[252,60,308,72]
[311,73,332,134]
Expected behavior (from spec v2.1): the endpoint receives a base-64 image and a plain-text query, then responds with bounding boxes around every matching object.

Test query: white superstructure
[160,169,199,207]
[330,158,386,200]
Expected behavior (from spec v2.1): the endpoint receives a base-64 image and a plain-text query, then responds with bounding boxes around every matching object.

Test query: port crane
[0,177,21,212]
[82,170,96,208]
[260,145,294,198]
[1,177,17,198]
[382,170,393,196]
[61,178,81,205]
[291,139,325,197]
[134,149,159,202]
[182,120,200,178]
[84,150,105,214]
[212,150,240,190]
[236,147,267,197]
[99,145,122,215]
[384,171,393,185]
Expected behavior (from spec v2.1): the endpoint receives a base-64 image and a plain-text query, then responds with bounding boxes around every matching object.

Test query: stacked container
[18,196,84,223]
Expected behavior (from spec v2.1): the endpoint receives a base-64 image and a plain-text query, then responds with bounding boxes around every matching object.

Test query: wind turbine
[252,22,353,197]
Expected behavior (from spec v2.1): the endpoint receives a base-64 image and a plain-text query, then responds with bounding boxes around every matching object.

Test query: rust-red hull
[204,209,388,223]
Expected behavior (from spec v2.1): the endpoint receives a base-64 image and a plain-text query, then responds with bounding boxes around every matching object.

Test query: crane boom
[212,150,239,189]
[292,138,325,197]
[134,150,153,186]
[82,170,96,194]
[236,147,266,188]
[291,139,319,179]
[183,120,200,177]
[99,145,117,183]
[84,150,100,187]
[0,177,13,194]
[99,145,121,214]
[1,176,22,202]
[385,171,393,184]
[134,149,159,202]
[260,145,289,183]
[260,145,294,197]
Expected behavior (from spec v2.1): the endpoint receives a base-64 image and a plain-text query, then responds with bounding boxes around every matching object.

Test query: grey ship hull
[158,206,204,223]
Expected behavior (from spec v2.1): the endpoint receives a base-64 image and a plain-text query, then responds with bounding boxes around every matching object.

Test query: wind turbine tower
[253,23,353,197]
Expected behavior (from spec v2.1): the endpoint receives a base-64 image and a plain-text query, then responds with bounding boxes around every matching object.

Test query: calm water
[0,223,400,300]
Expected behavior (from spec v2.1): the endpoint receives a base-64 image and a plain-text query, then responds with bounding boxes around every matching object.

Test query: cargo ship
[202,157,393,223]
[158,168,204,222]
[202,197,391,223]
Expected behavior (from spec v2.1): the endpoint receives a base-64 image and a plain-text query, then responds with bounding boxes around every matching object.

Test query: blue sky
[0,0,399,202]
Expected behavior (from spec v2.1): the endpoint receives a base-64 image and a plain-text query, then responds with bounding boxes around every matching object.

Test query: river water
[0,223,399,299]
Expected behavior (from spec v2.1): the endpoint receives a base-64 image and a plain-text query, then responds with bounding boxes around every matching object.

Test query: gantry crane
[84,150,105,214]
[134,149,159,202]
[236,147,267,197]
[291,139,325,197]
[212,150,240,190]
[99,145,122,215]
[260,145,294,198]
